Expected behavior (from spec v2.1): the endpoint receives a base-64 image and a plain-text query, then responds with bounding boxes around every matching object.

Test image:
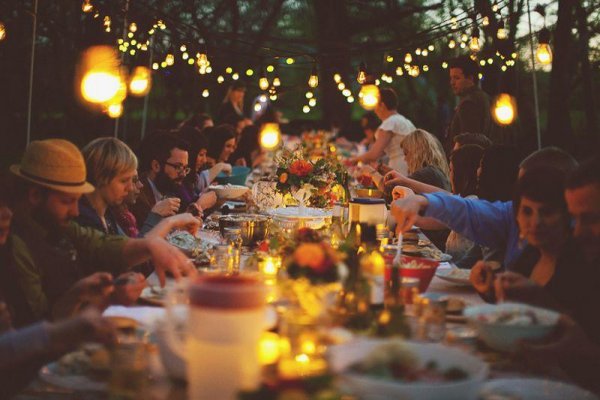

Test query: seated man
[9,139,195,324]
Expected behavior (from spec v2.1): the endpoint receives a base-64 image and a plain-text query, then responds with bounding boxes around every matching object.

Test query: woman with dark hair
[477,144,520,202]
[205,124,238,165]
[470,166,585,308]
[230,124,265,168]
[449,144,484,197]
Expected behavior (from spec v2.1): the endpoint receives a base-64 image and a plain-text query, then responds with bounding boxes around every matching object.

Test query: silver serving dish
[218,214,270,246]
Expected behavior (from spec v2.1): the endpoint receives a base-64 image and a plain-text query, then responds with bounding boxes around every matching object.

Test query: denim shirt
[422,192,523,267]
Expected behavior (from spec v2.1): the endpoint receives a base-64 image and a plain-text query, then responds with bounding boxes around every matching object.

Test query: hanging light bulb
[333,73,342,83]
[448,39,456,49]
[305,91,313,99]
[106,102,123,118]
[82,0,93,13]
[197,51,209,69]
[302,105,310,114]
[482,16,490,26]
[470,27,481,52]
[129,66,152,96]
[165,54,175,66]
[79,46,125,106]
[409,65,420,77]
[492,0,499,12]
[492,93,517,125]
[308,64,319,88]
[103,16,111,32]
[404,53,413,64]
[395,66,404,76]
[536,27,552,65]
[308,98,317,107]
[497,18,508,40]
[415,48,422,56]
[272,75,281,87]
[260,123,281,150]
[451,16,458,29]
[357,61,367,84]
[202,89,209,98]
[0,23,5,41]
[259,70,269,91]
[460,33,469,42]
[358,84,379,110]
[129,23,137,32]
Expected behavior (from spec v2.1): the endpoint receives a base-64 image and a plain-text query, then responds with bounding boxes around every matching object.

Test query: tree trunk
[575,2,598,146]
[546,0,576,150]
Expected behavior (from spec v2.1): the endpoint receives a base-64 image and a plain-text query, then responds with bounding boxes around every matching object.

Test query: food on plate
[167,230,213,262]
[56,344,110,376]
[349,342,469,383]
[446,297,466,314]
[477,309,540,326]
[402,243,450,262]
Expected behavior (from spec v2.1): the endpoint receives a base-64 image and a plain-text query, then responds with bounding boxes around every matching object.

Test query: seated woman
[204,124,238,166]
[470,166,587,313]
[230,124,266,169]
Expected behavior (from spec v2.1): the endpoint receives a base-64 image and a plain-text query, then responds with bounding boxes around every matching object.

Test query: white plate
[436,267,471,286]
[480,378,598,400]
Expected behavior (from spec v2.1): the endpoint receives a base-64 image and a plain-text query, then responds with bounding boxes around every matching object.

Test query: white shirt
[376,113,415,174]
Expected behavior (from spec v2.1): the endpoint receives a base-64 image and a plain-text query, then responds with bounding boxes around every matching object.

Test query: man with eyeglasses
[131,133,216,229]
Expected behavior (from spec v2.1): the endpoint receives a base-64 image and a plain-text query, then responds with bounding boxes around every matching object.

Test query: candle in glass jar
[278,354,328,379]
[259,256,281,278]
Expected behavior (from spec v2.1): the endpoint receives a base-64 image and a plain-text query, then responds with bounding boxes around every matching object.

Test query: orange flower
[289,160,314,177]
[279,172,288,183]
[293,243,325,269]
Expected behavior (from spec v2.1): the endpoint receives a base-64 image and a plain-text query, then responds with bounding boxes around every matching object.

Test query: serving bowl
[209,184,249,199]
[218,214,270,246]
[215,166,251,185]
[329,339,488,400]
[464,302,560,352]
[398,255,440,293]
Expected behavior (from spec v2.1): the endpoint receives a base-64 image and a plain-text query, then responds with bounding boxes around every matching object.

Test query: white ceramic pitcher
[164,274,267,400]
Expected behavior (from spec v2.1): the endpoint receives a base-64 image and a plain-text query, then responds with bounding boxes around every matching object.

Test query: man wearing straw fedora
[8,139,195,323]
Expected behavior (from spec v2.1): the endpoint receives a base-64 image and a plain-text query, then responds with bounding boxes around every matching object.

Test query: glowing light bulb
[337,82,345,91]
[202,89,209,98]
[482,16,490,26]
[342,89,351,97]
[232,73,239,80]
[129,66,152,96]
[415,48,422,56]
[152,63,159,70]
[497,18,508,40]
[217,75,224,83]
[305,91,313,99]
[358,84,379,110]
[246,69,254,76]
[469,36,481,52]
[266,65,275,73]
[82,0,93,13]
[225,67,233,74]
[166,54,174,66]
[260,123,281,149]
[308,65,318,88]
[448,39,456,49]
[428,45,434,51]
[259,76,269,91]
[129,23,137,32]
[308,98,316,107]
[286,57,294,64]
[0,23,6,41]
[386,55,394,62]
[395,66,404,76]
[493,93,517,125]
[302,105,310,113]
[272,76,281,87]
[442,61,448,69]
[254,103,262,112]
[536,28,552,65]
[106,103,123,118]
[333,73,342,83]
[347,96,354,103]
[357,61,367,84]
[404,53,412,64]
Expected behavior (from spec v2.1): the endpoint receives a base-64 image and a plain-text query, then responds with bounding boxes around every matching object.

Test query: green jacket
[11,212,128,322]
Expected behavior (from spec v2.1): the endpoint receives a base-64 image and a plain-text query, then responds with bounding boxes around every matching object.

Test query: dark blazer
[446,86,491,152]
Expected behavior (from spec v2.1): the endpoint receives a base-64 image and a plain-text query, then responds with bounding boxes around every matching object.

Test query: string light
[333,73,342,83]
[217,75,225,83]
[106,103,123,118]
[442,61,448,69]
[272,75,281,87]
[347,96,354,103]
[302,105,310,113]
[225,67,233,74]
[232,72,239,80]
[493,93,517,125]
[202,89,209,98]
[395,66,404,76]
[259,70,269,90]
[422,49,429,57]
[305,91,313,99]
[246,69,254,76]
[469,26,481,52]
[385,54,394,63]
[492,0,499,12]
[482,16,490,26]
[308,98,317,107]
[286,57,294,64]
[266,65,275,73]
[448,39,456,49]
[269,93,277,101]
[422,65,429,72]
[415,48,422,56]
[82,0,93,13]
[0,23,6,41]
[460,33,468,42]
[404,53,412,63]
[451,16,458,29]
[129,66,152,97]
[165,54,174,66]
[428,44,434,51]
[536,27,552,65]
[129,23,137,32]
[497,17,508,40]
[342,89,351,97]
[152,62,159,70]
[337,82,345,91]
[308,64,319,88]
[357,61,367,84]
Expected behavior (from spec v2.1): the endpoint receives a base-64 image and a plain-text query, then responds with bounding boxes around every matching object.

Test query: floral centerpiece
[275,147,345,208]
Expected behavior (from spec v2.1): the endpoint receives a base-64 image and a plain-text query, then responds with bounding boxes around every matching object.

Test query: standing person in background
[446,56,491,154]
[348,88,415,174]
[217,81,249,125]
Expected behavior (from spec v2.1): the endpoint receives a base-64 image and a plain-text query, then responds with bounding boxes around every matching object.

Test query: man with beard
[131,133,198,229]
[8,139,195,324]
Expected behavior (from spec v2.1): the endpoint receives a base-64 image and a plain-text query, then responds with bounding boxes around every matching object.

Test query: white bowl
[329,339,488,400]
[464,302,560,352]
[209,184,249,199]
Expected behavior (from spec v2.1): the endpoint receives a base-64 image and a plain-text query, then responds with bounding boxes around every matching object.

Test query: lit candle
[278,354,328,379]
[259,256,281,278]
[258,332,281,366]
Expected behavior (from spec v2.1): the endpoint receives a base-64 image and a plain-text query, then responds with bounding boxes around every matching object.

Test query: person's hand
[110,272,146,306]
[71,272,115,308]
[216,163,232,175]
[469,261,495,295]
[147,237,196,287]
[165,212,202,235]
[494,271,538,303]
[151,197,180,217]
[48,307,117,354]
[383,170,408,189]
[0,302,12,333]
[390,194,428,233]
[196,191,217,211]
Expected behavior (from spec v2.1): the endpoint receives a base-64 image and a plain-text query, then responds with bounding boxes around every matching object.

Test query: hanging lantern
[260,123,281,150]
[129,66,152,97]
[358,84,379,110]
[492,93,517,125]
[79,46,125,106]
[536,27,552,65]
[308,65,319,88]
